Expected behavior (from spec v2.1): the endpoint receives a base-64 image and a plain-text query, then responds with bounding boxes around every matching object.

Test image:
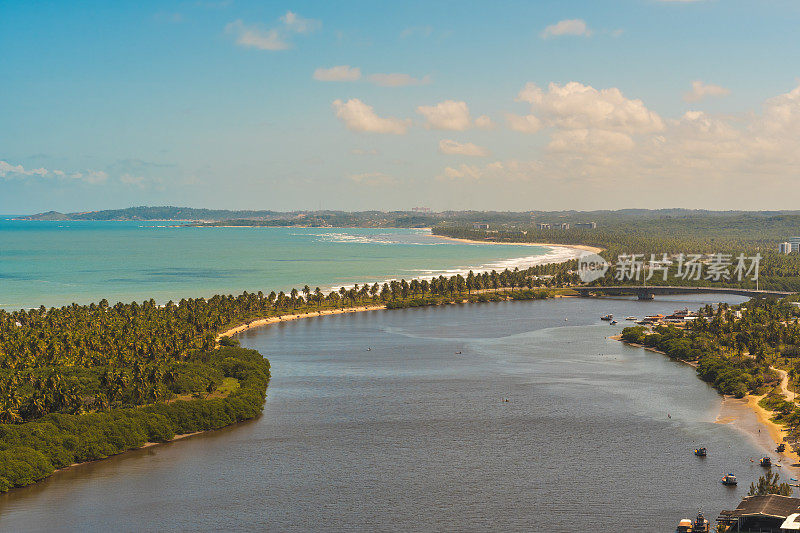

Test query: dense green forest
[435,213,800,291]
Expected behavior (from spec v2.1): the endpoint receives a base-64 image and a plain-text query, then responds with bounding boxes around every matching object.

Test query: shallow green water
[0,220,564,310]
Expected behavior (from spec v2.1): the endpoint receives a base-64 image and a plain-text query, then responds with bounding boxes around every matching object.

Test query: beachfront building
[717,494,800,532]
[575,222,597,229]
[537,223,551,230]
[559,223,570,230]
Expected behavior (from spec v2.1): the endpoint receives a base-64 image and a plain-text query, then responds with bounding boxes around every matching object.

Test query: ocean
[0,220,571,310]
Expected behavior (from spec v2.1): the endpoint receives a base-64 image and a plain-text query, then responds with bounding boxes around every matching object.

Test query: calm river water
[2,295,789,532]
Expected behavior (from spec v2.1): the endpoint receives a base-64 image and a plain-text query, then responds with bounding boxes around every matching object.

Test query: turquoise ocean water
[0,220,567,310]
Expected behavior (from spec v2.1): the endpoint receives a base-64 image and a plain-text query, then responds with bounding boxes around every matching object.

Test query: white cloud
[417,100,471,131]
[313,65,361,82]
[547,129,635,153]
[515,81,664,133]
[684,80,731,102]
[475,115,495,130]
[348,172,398,185]
[505,113,543,134]
[437,160,541,182]
[0,161,113,184]
[438,139,490,157]
[332,99,410,134]
[540,19,592,39]
[280,11,320,34]
[225,12,318,51]
[225,20,288,50]
[368,73,431,87]
[0,160,47,178]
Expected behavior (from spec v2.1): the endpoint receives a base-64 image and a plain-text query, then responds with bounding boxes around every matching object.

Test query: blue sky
[2,0,800,213]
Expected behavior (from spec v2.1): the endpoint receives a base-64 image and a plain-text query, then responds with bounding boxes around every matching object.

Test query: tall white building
[780,242,792,254]
[789,237,800,252]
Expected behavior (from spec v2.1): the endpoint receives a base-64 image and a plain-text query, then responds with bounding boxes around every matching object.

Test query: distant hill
[16,206,285,222]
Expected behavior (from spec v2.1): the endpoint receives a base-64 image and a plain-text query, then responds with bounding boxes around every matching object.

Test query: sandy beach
[217,305,387,340]
[432,234,604,255]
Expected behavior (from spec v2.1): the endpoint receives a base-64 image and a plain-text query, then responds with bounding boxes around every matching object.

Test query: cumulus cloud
[437,160,541,182]
[505,113,543,134]
[0,160,48,178]
[475,115,495,130]
[226,11,318,51]
[368,73,431,87]
[280,11,320,34]
[684,80,731,102]
[348,172,398,185]
[515,81,664,133]
[313,65,361,82]
[540,19,592,39]
[332,99,410,134]
[0,161,115,185]
[438,139,490,157]
[417,100,471,130]
[225,20,288,50]
[547,129,635,153]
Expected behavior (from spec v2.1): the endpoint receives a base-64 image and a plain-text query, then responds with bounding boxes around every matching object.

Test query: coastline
[217,305,386,340]
[431,234,604,255]
[611,334,800,466]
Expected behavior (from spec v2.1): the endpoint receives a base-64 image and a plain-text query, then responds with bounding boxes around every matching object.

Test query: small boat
[777,443,786,453]
[692,512,710,533]
[601,314,613,321]
[610,320,618,325]
[676,518,693,533]
[721,473,737,486]
[625,316,636,321]
[694,447,707,457]
[760,456,772,467]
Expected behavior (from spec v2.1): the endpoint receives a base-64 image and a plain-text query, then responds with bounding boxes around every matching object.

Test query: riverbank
[53,431,205,475]
[612,334,800,466]
[432,234,604,255]
[217,305,386,340]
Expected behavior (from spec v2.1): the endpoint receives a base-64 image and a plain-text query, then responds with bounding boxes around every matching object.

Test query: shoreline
[611,335,800,466]
[217,305,386,340]
[52,431,205,476]
[431,234,604,255]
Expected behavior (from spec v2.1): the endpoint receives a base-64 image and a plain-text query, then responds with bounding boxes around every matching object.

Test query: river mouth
[1,295,781,532]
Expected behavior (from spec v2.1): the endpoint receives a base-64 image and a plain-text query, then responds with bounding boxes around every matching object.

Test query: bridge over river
[571,286,795,300]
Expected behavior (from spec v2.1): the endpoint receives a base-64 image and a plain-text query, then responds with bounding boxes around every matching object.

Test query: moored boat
[694,447,707,457]
[777,443,786,453]
[625,316,636,321]
[692,512,710,533]
[601,314,613,321]
[721,473,737,485]
[760,456,772,467]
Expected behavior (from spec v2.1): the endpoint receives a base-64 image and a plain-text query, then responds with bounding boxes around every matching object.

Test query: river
[1,295,787,532]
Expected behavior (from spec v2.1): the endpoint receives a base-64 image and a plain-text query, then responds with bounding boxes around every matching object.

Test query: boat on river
[760,456,772,467]
[601,314,613,321]
[721,473,737,485]
[694,447,707,457]
[676,512,710,533]
[777,443,786,453]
